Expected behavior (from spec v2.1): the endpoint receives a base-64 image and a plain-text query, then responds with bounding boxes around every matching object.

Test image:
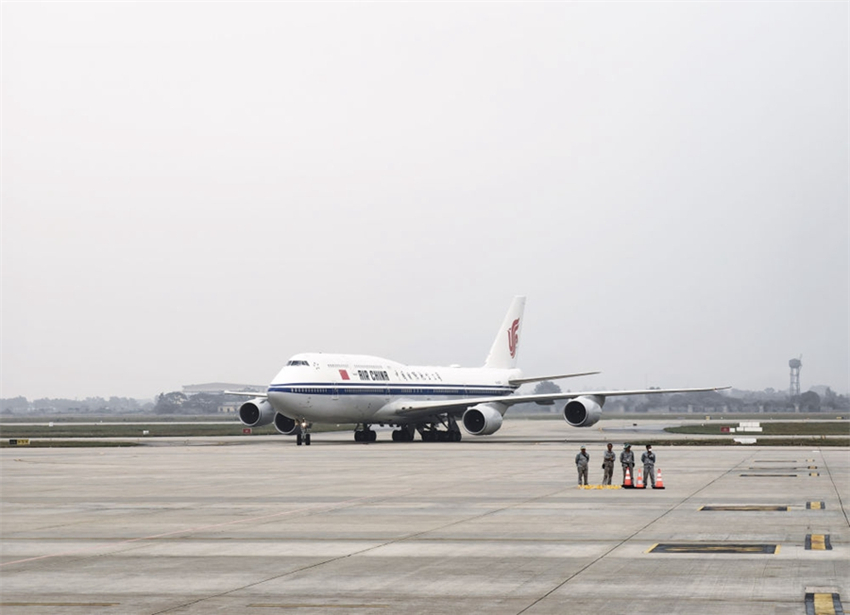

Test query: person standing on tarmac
[575,445,590,486]
[602,442,616,485]
[620,443,635,484]
[642,444,656,488]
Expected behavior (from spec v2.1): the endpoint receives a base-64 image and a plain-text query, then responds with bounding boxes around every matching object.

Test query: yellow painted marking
[649,543,778,554]
[672,545,758,552]
[809,465,819,469]
[809,501,823,510]
[813,593,836,615]
[700,505,787,511]
[249,605,388,609]
[811,535,826,550]
[811,472,820,477]
[646,543,659,553]
[1,603,118,607]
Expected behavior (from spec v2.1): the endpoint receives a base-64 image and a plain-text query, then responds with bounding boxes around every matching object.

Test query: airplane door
[332,386,339,401]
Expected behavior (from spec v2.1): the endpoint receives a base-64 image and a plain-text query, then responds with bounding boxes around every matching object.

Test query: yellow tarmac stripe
[249,605,389,609]
[814,593,836,615]
[808,501,825,510]
[806,592,844,615]
[0,603,119,608]
[649,543,779,554]
[700,505,788,511]
[806,534,832,550]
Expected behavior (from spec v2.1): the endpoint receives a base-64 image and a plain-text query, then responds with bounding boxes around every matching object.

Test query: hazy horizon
[3,3,848,400]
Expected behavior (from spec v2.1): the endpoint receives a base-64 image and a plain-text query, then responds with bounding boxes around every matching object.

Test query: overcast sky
[2,2,848,400]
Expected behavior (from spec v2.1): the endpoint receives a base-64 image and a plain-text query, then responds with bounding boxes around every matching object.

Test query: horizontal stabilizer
[224,390,268,398]
[509,371,601,386]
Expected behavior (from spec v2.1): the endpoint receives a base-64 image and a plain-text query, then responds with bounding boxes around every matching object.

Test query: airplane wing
[385,386,730,418]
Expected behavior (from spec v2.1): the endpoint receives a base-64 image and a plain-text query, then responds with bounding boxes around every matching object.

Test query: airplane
[227,297,729,445]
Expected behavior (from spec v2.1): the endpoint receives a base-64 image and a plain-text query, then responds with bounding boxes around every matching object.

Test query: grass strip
[664,422,849,436]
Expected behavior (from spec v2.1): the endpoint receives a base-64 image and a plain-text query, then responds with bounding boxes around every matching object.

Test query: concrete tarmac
[1,420,847,614]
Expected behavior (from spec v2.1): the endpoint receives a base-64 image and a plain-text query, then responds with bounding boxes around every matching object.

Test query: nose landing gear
[296,421,312,445]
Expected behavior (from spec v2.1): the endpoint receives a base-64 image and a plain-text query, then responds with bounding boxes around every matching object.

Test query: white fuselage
[266,353,521,424]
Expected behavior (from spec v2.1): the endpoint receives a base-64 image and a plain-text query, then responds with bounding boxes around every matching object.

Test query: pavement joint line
[513,449,760,615]
[817,450,850,529]
[150,462,571,615]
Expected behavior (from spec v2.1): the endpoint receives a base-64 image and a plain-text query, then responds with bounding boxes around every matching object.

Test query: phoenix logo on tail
[226,297,729,446]
[508,318,519,358]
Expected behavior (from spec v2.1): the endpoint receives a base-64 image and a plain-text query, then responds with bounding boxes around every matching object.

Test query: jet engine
[238,398,275,427]
[563,395,604,427]
[462,403,504,436]
[274,412,301,436]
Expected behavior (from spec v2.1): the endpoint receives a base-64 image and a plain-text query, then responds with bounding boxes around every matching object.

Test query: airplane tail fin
[484,296,526,369]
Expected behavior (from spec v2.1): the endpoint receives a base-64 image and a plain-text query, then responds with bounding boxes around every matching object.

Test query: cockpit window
[286,360,310,366]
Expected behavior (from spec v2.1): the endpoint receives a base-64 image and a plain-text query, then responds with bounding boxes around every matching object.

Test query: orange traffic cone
[623,467,633,488]
[653,468,665,489]
[635,467,645,489]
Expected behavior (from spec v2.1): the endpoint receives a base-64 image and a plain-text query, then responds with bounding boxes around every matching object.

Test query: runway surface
[1,420,847,614]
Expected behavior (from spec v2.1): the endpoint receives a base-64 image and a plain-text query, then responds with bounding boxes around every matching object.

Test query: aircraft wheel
[297,434,303,446]
[452,431,462,442]
[354,431,362,443]
[392,430,400,442]
[305,434,311,446]
[368,430,377,442]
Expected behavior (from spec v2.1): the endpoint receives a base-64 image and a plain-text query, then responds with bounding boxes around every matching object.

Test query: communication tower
[789,356,802,398]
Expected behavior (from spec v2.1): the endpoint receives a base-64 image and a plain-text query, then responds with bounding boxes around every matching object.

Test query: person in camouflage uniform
[602,442,616,485]
[642,444,656,488]
[620,443,635,485]
[575,445,590,486]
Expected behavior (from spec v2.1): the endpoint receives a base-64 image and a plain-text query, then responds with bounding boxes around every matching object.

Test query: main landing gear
[416,417,462,442]
[391,426,416,442]
[354,426,377,443]
[353,419,464,444]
